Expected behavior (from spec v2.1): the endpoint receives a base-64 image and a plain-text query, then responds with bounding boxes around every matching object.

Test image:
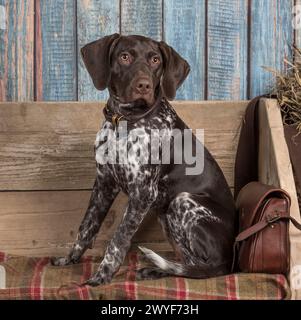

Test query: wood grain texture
[0,132,96,190]
[250,0,293,97]
[0,101,247,135]
[0,190,171,256]
[36,0,77,101]
[77,0,120,102]
[0,101,247,190]
[0,0,6,100]
[34,0,42,100]
[0,0,34,101]
[164,0,205,100]
[258,98,301,300]
[207,0,248,100]
[0,1,298,101]
[121,0,162,40]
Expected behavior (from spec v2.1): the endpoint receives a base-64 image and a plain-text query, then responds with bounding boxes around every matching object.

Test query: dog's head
[81,34,190,106]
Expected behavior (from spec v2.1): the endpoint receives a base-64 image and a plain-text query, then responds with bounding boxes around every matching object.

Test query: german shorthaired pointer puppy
[51,34,236,286]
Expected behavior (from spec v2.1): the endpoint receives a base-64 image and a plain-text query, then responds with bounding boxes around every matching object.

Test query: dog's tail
[138,246,229,279]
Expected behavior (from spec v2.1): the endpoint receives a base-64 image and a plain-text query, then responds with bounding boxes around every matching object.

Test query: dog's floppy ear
[159,41,190,100]
[81,33,120,90]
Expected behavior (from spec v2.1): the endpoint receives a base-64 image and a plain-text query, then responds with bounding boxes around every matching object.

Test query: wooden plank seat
[0,99,300,298]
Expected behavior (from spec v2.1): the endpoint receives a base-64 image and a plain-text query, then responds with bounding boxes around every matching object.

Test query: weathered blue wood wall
[0,0,34,101]
[0,0,297,101]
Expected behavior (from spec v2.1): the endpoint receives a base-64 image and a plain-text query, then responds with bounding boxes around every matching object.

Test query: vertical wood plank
[36,0,77,101]
[77,0,120,101]
[207,0,248,100]
[0,0,6,100]
[258,99,301,300]
[0,0,34,101]
[250,0,293,98]
[34,0,42,101]
[294,0,301,60]
[164,0,205,100]
[121,0,162,41]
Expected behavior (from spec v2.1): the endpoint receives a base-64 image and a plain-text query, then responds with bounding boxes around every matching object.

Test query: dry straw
[264,45,301,133]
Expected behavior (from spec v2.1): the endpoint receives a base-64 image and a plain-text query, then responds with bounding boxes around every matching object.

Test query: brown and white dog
[51,34,236,286]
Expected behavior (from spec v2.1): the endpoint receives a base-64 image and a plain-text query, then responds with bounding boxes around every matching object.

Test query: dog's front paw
[83,271,112,287]
[50,256,73,266]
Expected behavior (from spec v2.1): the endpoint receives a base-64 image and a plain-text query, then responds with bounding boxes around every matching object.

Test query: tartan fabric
[0,251,290,300]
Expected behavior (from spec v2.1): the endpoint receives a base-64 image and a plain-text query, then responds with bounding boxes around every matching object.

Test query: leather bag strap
[231,214,301,272]
[235,214,301,243]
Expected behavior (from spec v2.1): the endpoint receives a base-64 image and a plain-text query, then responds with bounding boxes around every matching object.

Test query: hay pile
[265,46,301,133]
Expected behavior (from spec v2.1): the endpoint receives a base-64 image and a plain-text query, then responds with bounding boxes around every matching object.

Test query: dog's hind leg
[137,192,234,279]
[51,170,119,266]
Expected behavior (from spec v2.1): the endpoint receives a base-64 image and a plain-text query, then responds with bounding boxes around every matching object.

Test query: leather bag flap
[236,181,291,230]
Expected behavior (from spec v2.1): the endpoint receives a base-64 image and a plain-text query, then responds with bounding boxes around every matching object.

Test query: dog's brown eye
[151,56,160,64]
[120,53,129,61]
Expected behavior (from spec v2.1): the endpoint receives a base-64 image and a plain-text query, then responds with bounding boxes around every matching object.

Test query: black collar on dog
[103,93,164,128]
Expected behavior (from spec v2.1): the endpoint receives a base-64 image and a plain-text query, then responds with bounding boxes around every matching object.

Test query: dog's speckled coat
[51,34,236,286]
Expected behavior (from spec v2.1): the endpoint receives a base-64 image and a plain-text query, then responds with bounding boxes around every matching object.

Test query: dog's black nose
[135,78,152,95]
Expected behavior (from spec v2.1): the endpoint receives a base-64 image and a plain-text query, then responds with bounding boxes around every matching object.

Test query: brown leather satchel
[233,181,301,274]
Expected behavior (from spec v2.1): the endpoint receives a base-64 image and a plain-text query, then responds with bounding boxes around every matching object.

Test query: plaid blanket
[0,251,290,300]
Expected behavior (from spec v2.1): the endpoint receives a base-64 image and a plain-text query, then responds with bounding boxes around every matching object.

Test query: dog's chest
[94,106,176,192]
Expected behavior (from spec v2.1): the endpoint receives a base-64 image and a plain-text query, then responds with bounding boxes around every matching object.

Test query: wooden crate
[0,99,300,298]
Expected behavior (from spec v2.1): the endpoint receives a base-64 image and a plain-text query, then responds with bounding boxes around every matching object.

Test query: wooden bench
[0,98,300,298]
